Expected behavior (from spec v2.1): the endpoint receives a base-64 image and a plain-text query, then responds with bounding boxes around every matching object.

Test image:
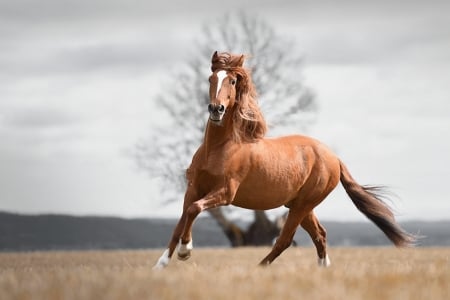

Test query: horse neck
[204,107,235,150]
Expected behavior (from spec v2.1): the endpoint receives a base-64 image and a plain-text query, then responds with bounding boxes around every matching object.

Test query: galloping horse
[153,51,415,269]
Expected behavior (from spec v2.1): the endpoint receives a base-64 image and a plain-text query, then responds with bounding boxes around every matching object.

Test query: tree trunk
[207,207,245,247]
[207,208,284,247]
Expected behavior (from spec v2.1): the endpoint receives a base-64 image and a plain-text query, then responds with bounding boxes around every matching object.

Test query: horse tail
[339,160,416,247]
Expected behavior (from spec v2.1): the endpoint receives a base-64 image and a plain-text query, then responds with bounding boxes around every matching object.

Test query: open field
[0,247,448,300]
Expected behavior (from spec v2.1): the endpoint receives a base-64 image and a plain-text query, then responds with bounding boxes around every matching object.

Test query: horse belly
[232,174,301,210]
[231,143,313,210]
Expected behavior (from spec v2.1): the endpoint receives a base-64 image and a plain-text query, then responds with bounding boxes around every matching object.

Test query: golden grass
[0,247,448,300]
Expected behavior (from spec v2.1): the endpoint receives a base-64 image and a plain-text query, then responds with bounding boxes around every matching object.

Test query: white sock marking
[153,249,170,270]
[178,239,193,256]
[318,254,331,267]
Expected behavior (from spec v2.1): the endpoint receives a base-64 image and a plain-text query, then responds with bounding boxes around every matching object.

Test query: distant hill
[0,211,449,251]
[0,212,228,251]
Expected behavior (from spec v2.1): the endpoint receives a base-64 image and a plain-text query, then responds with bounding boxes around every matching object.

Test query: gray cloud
[3,0,448,78]
[0,2,197,81]
[0,42,175,77]
[268,0,450,65]
[4,107,79,129]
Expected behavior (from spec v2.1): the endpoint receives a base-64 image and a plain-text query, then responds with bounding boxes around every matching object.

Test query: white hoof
[318,254,331,267]
[177,240,193,261]
[153,249,170,270]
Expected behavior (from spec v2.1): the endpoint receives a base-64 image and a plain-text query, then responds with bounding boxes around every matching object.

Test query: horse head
[207,51,245,125]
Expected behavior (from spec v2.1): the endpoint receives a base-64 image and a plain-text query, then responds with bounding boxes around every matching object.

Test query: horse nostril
[208,104,225,114]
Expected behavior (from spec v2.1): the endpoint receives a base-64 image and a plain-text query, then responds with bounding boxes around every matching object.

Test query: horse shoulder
[222,143,254,177]
[185,144,210,187]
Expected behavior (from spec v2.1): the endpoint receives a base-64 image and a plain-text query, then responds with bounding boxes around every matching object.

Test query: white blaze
[216,70,227,98]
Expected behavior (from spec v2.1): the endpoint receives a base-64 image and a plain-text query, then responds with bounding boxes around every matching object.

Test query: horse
[153,51,416,269]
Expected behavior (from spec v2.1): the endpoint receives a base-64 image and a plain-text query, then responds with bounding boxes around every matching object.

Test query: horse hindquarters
[339,161,416,247]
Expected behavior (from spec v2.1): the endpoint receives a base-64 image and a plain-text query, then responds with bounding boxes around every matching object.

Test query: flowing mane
[211,52,267,143]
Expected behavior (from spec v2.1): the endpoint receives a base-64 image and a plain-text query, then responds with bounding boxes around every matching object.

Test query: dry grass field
[0,247,448,300]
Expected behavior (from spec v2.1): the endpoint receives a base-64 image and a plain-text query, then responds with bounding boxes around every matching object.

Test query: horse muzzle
[208,103,225,124]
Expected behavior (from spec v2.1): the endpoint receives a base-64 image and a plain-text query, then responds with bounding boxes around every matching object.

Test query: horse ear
[211,51,219,71]
[237,55,245,67]
[235,72,247,101]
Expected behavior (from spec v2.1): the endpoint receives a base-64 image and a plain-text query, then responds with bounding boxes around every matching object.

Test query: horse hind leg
[301,212,330,267]
[259,209,305,266]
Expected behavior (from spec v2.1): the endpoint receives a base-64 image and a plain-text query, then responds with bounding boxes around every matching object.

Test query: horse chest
[188,156,224,189]
[191,168,225,196]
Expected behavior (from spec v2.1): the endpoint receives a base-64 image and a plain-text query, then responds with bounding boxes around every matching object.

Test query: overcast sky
[1,0,449,221]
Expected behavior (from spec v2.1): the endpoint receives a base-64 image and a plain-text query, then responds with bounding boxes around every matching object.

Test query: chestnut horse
[153,51,415,269]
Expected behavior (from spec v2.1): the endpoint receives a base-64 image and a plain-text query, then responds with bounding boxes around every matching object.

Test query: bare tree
[134,12,317,246]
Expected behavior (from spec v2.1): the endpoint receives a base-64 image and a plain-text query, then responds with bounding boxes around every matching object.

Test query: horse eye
[231,79,236,85]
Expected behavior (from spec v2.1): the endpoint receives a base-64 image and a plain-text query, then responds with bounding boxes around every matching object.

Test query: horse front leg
[177,213,193,261]
[153,212,187,269]
[180,191,228,246]
[153,186,198,270]
[179,179,240,259]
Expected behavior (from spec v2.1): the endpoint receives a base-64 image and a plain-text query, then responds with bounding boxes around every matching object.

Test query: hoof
[177,251,191,261]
